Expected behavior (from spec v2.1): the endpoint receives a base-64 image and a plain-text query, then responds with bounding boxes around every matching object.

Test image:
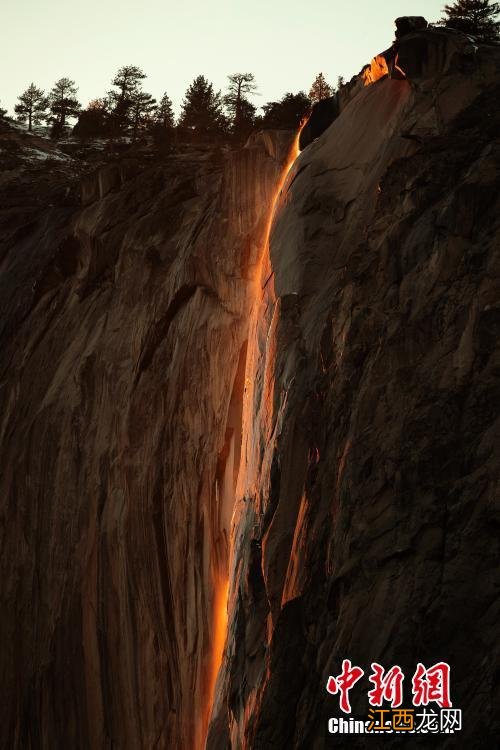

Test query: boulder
[396,27,479,81]
[299,96,339,150]
[395,15,428,38]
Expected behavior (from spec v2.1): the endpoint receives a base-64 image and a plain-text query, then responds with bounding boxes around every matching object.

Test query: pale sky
[2,0,445,118]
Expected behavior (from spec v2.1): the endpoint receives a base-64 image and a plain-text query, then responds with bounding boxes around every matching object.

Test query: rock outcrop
[1,22,499,750]
[300,18,489,151]
[394,16,428,38]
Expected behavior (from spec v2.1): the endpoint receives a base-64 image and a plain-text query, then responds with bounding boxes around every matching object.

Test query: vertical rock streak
[203,127,304,748]
[238,125,304,502]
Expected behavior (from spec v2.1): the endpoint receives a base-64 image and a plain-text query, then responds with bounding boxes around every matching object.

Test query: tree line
[2,0,498,144]
[7,68,341,145]
[441,0,499,38]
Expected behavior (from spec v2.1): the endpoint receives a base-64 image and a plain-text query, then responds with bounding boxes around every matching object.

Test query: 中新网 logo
[326,660,462,735]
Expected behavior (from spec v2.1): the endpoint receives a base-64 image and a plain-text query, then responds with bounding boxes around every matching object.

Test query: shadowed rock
[299,96,339,150]
[0,122,296,750]
[395,15,428,38]
[209,32,500,750]
[299,18,485,152]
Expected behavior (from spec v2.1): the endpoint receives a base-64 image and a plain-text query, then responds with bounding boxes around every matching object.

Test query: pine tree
[14,83,48,131]
[48,78,81,128]
[231,98,256,141]
[73,99,109,139]
[107,65,147,134]
[111,65,146,101]
[224,73,258,138]
[0,101,7,119]
[155,93,175,129]
[262,92,311,129]
[129,90,157,141]
[149,93,175,151]
[179,75,227,140]
[441,0,500,40]
[308,73,333,103]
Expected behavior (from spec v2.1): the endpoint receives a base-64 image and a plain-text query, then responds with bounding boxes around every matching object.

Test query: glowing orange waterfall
[262,126,304,249]
[208,577,229,696]
[202,574,229,742]
[199,120,307,750]
[238,119,307,507]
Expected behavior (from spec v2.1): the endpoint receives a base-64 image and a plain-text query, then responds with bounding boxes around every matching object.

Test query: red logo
[412,662,452,708]
[368,663,404,708]
[326,659,364,714]
[326,661,452,714]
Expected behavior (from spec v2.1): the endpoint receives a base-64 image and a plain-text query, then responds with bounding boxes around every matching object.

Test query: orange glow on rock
[210,575,229,691]
[207,574,229,711]
[197,574,229,750]
[200,121,307,750]
[363,54,390,86]
[237,120,308,507]
[261,122,305,254]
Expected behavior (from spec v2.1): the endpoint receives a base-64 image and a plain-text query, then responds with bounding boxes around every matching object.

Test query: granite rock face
[300,21,489,151]
[1,27,499,750]
[209,34,500,750]
[0,124,293,749]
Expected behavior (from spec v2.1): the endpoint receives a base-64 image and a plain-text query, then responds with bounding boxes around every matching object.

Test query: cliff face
[209,31,500,749]
[0,26,499,750]
[0,125,293,749]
